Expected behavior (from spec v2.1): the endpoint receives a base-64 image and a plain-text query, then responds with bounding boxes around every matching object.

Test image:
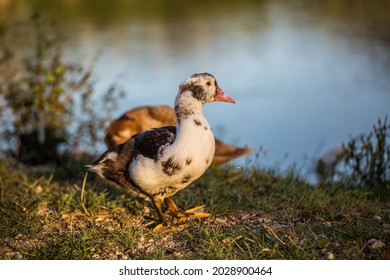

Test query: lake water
[2,0,390,180]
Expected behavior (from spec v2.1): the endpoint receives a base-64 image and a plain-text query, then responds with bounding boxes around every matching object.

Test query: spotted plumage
[181,174,192,184]
[161,156,182,176]
[194,119,202,126]
[185,157,192,166]
[86,72,235,228]
[133,126,176,160]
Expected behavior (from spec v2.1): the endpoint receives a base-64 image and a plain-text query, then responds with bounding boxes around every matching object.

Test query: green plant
[342,116,390,187]
[0,14,120,164]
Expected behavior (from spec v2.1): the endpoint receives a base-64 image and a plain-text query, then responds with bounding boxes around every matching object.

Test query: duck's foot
[151,206,211,233]
[152,222,189,234]
[175,205,211,222]
[165,197,211,221]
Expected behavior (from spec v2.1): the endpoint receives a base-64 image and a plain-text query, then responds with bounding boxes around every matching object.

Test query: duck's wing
[133,126,176,160]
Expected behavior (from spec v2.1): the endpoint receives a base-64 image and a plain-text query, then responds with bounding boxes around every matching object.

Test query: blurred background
[1,0,390,180]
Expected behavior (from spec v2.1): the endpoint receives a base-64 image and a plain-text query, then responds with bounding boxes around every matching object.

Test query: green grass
[0,158,389,260]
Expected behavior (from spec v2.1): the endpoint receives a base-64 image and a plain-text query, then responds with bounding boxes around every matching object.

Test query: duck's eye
[206,81,211,86]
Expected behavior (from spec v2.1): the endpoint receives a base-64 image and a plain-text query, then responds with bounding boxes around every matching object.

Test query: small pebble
[92,254,100,259]
[143,206,150,215]
[324,221,332,228]
[36,185,43,194]
[324,252,335,260]
[368,239,385,250]
[373,215,382,221]
[5,251,23,259]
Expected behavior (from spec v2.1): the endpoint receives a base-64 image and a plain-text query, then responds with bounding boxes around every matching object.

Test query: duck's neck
[172,93,214,156]
[174,91,204,124]
[170,110,214,166]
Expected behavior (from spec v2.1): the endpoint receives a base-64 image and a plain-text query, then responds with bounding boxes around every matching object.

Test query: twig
[80,172,89,215]
[81,172,88,202]
[0,177,4,205]
[263,224,286,246]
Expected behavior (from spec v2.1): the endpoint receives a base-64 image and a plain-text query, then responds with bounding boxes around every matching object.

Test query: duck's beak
[214,85,235,103]
[85,164,94,172]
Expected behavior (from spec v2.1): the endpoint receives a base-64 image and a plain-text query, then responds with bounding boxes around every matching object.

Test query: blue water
[2,0,390,180]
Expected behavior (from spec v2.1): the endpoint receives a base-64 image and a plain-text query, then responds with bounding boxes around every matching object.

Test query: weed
[343,116,390,187]
[0,14,121,164]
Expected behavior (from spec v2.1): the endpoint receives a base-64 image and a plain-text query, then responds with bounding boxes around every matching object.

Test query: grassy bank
[0,158,389,260]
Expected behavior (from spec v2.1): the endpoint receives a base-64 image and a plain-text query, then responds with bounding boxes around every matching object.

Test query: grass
[0,158,389,260]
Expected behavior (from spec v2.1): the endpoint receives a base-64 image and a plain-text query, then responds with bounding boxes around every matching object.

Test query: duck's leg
[152,197,169,232]
[165,197,211,220]
[152,197,165,222]
[165,196,179,213]
[152,197,187,233]
[152,197,210,233]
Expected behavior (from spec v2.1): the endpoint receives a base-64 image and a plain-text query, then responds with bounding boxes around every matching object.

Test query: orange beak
[214,85,236,103]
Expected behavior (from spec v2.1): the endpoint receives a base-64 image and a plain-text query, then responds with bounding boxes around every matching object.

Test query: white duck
[86,73,235,232]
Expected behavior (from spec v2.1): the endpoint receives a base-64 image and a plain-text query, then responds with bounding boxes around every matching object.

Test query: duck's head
[85,150,118,180]
[176,73,235,107]
[85,143,129,184]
